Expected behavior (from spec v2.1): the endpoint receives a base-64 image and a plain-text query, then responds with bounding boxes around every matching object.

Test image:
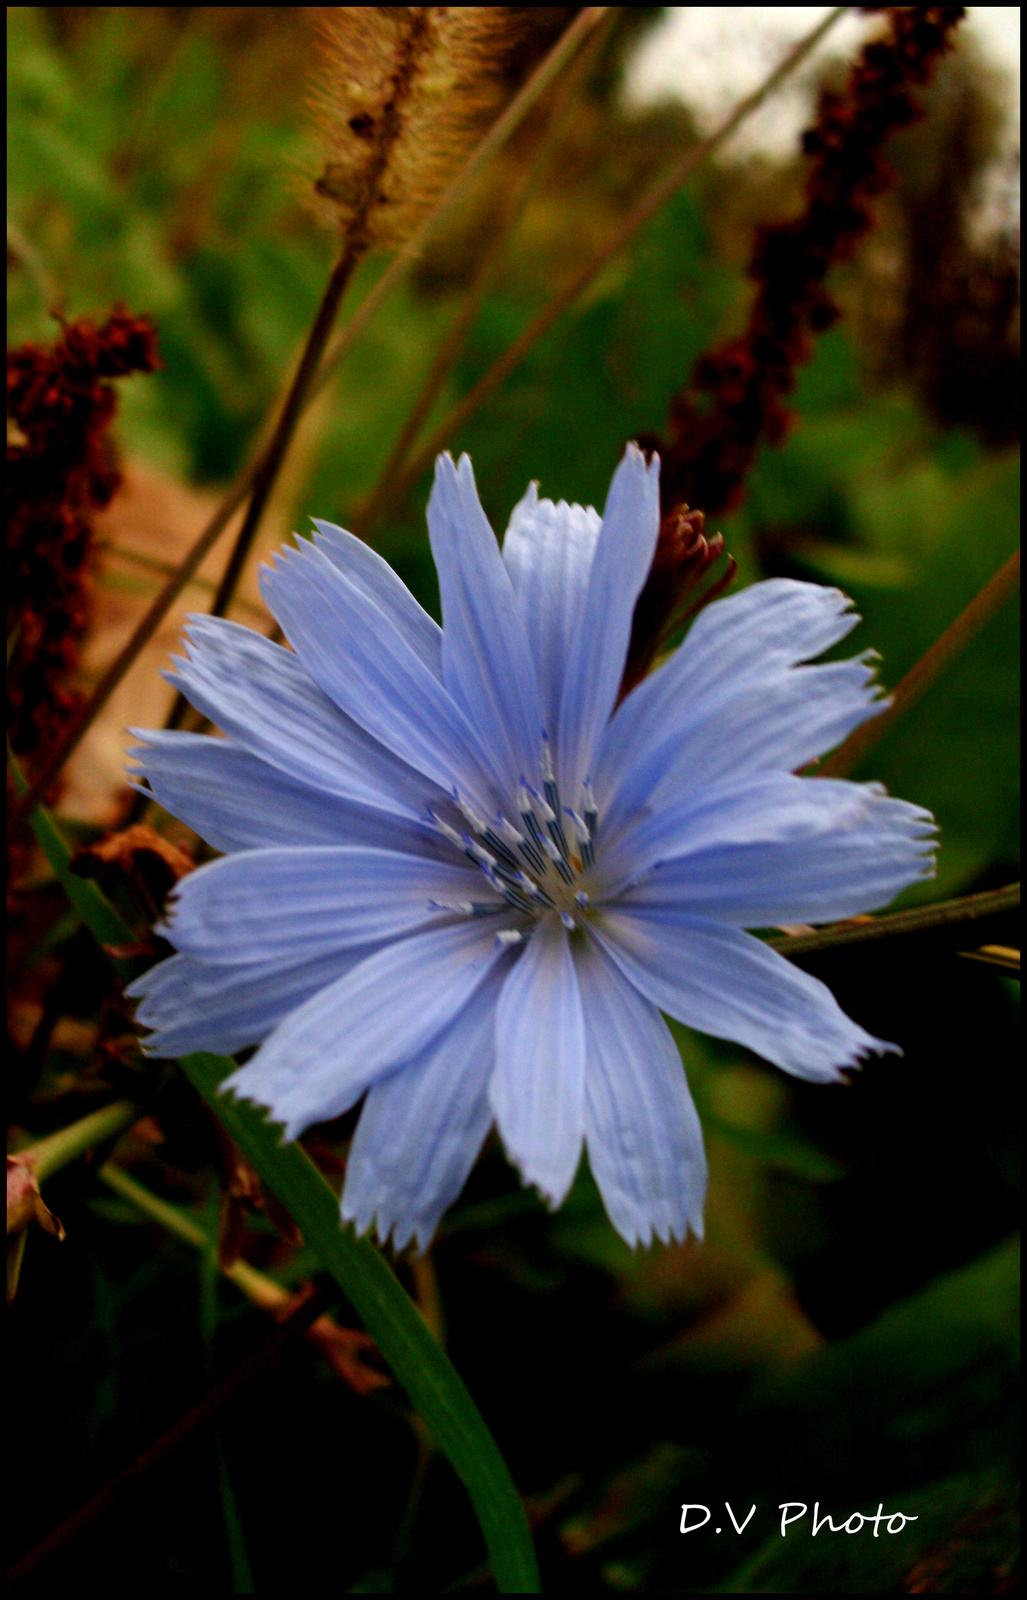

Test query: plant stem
[11,1100,140,1191]
[359,6,849,532]
[162,244,359,731]
[768,882,1020,957]
[99,1162,301,1313]
[8,9,610,834]
[308,6,612,416]
[352,10,613,538]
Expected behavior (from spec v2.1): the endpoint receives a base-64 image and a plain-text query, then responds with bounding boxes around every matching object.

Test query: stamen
[574,890,590,910]
[455,794,488,835]
[427,899,497,918]
[463,835,498,871]
[518,783,551,871]
[526,783,556,825]
[560,911,577,931]
[427,808,467,852]
[454,796,522,869]
[539,734,571,859]
[582,779,598,846]
[496,929,524,948]
[481,825,521,869]
[509,870,556,908]
[493,815,526,850]
[566,810,594,869]
[477,858,534,913]
[517,838,548,877]
[540,834,574,885]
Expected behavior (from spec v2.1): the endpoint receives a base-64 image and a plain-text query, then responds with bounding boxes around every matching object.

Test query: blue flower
[127,445,936,1250]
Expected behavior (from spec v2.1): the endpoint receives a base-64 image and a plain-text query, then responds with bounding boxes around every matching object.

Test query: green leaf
[181,1054,539,1592]
[8,747,133,954]
[733,1234,1020,1498]
[719,1467,1019,1594]
[11,771,540,1594]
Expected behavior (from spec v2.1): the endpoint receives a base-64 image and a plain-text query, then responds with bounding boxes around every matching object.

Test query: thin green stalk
[820,548,1021,778]
[99,1162,308,1313]
[768,883,1020,957]
[15,1102,140,1189]
[360,6,849,532]
[8,745,135,965]
[8,9,610,838]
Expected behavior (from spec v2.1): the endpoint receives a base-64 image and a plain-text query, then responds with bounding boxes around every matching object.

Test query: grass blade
[180,1051,540,1593]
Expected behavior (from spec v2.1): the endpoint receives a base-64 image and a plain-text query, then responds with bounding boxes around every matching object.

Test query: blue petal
[162,846,500,964]
[591,907,893,1081]
[577,938,706,1247]
[490,913,585,1205]
[671,576,861,675]
[601,660,886,835]
[595,579,864,817]
[598,774,931,900]
[166,615,439,819]
[619,792,936,927]
[310,518,442,679]
[557,444,660,802]
[260,539,493,808]
[127,945,374,1059]
[225,917,515,1140]
[341,968,505,1252]
[427,454,545,795]
[502,484,601,738]
[128,731,453,858]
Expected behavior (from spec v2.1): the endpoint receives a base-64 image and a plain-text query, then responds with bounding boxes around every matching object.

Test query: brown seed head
[620,503,735,700]
[309,7,537,251]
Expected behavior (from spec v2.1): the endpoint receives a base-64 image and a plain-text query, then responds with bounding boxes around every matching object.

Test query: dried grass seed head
[310,6,536,250]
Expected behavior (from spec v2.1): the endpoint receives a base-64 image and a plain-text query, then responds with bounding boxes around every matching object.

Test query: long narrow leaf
[11,764,540,1593]
[9,746,132,951]
[182,1052,540,1593]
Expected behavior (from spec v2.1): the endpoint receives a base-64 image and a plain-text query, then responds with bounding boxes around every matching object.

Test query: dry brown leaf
[6,1155,66,1241]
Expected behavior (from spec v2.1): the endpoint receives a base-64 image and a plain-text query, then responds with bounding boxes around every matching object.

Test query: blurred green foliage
[7,7,1019,1594]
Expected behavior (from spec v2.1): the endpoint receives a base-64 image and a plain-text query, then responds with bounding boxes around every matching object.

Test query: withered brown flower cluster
[626,7,966,688]
[7,308,159,783]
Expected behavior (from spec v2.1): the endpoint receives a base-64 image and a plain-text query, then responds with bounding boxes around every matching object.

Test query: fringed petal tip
[623,438,660,473]
[341,1199,437,1257]
[830,1031,903,1078]
[617,1214,702,1252]
[595,1180,706,1251]
[495,1143,579,1214]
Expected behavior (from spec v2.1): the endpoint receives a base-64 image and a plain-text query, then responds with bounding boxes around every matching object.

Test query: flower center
[428,738,598,943]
